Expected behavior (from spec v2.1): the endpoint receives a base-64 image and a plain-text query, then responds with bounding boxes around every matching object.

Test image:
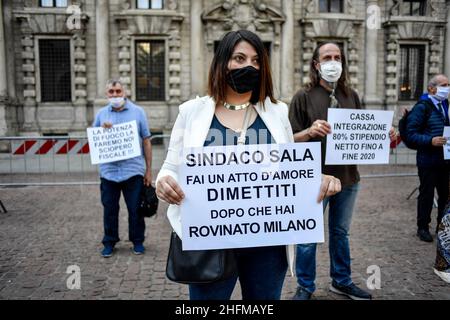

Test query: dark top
[288,85,361,187]
[406,94,450,167]
[204,114,274,147]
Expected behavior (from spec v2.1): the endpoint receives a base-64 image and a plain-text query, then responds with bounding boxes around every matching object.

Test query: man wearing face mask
[406,74,450,243]
[93,79,153,258]
[288,42,372,300]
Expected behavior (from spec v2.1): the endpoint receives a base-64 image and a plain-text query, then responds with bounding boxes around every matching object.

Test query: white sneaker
[433,268,450,284]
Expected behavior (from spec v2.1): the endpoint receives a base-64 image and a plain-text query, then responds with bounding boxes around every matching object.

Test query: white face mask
[434,86,450,101]
[318,61,343,83]
[109,97,125,107]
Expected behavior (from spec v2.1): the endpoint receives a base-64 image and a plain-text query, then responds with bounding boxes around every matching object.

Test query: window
[399,45,426,101]
[135,40,166,101]
[39,39,72,102]
[319,0,344,13]
[402,0,426,16]
[136,0,163,9]
[39,0,68,7]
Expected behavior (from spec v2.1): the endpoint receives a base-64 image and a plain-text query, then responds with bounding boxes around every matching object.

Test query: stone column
[385,25,399,109]
[169,29,182,125]
[3,1,14,101]
[364,0,382,108]
[118,33,131,97]
[73,33,88,131]
[445,1,450,77]
[280,0,294,102]
[21,33,38,134]
[190,0,205,97]
[95,0,110,109]
[0,0,7,136]
[271,39,281,99]
[0,2,7,94]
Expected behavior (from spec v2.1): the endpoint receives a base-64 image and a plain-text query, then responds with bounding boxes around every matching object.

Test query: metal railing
[360,144,418,179]
[0,135,170,187]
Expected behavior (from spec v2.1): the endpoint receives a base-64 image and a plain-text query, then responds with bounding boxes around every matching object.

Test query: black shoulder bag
[166,232,238,284]
[138,184,159,218]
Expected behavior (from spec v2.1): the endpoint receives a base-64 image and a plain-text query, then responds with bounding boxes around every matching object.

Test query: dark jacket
[406,94,449,167]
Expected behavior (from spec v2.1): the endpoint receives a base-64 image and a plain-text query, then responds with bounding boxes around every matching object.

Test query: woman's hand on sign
[307,120,331,139]
[156,176,185,205]
[318,174,341,202]
[101,122,113,129]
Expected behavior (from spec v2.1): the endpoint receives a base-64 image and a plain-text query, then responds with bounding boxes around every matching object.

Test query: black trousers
[100,175,145,247]
[417,165,450,230]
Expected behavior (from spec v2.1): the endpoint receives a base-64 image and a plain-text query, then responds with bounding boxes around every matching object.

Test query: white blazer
[156,95,296,276]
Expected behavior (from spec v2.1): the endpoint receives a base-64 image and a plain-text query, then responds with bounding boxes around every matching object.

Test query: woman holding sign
[156,30,341,300]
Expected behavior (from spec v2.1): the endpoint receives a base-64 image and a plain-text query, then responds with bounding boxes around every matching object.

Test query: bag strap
[417,100,436,131]
[421,100,435,117]
[237,106,255,145]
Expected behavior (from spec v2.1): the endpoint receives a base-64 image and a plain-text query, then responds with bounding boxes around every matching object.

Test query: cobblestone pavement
[0,171,449,300]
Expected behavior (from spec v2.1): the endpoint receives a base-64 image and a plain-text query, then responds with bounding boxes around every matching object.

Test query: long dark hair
[307,42,351,96]
[208,30,276,106]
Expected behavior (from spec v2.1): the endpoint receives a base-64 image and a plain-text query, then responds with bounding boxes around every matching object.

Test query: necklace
[223,101,251,111]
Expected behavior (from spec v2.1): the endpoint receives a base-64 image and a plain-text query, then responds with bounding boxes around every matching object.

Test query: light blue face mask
[109,97,125,107]
[434,86,450,101]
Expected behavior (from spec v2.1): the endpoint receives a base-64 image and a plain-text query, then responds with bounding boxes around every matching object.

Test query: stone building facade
[0,0,449,137]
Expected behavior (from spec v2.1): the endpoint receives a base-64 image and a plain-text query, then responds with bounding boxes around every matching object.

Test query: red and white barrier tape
[12,140,90,155]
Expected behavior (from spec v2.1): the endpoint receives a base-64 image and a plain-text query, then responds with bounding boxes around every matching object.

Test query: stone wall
[0,0,449,136]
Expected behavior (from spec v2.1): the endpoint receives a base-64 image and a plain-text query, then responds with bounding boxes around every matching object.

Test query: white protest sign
[87,120,141,165]
[325,109,394,165]
[179,142,324,251]
[444,127,450,160]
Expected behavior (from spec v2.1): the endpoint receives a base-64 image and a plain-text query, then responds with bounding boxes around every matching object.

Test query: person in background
[93,79,153,258]
[406,74,450,242]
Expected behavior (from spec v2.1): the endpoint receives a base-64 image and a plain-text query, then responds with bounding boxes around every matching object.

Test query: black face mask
[226,66,260,94]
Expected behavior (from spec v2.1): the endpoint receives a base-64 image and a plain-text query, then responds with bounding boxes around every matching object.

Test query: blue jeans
[100,175,145,247]
[295,183,360,293]
[189,245,287,300]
